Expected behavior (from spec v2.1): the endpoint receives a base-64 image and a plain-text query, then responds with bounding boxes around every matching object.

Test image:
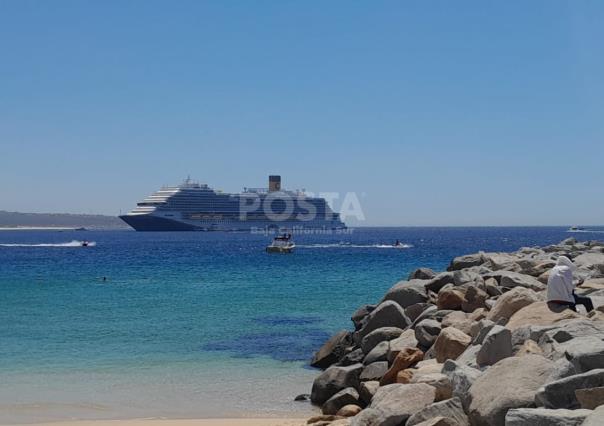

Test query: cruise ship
[119,175,346,231]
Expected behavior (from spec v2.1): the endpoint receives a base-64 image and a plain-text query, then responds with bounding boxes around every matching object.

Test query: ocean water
[1,226,602,423]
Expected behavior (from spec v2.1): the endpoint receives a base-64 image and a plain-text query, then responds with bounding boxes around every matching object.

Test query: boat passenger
[547,256,594,312]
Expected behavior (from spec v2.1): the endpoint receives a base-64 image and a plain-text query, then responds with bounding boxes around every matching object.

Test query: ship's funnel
[269,175,281,192]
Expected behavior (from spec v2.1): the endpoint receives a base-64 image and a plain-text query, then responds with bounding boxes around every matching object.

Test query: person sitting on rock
[547,255,594,312]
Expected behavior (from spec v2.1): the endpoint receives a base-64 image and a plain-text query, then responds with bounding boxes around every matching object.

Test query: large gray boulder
[425,272,456,293]
[352,304,376,331]
[415,319,442,348]
[354,301,411,342]
[351,383,436,426]
[483,270,544,291]
[504,408,592,426]
[407,397,469,426]
[360,327,404,354]
[535,368,604,409]
[409,267,436,280]
[322,387,360,415]
[468,355,556,426]
[448,253,486,271]
[441,360,482,411]
[564,336,604,373]
[381,280,428,308]
[311,330,352,369]
[360,361,388,382]
[311,363,363,405]
[476,325,512,367]
[358,380,379,405]
[363,340,390,365]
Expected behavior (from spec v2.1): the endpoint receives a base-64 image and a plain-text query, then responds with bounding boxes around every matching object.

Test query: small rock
[442,311,473,335]
[338,348,364,366]
[425,272,456,293]
[380,347,424,385]
[295,393,310,401]
[405,303,433,322]
[535,368,604,409]
[322,387,359,415]
[381,280,428,309]
[484,277,502,297]
[515,339,543,357]
[575,386,604,409]
[307,414,346,424]
[358,380,379,405]
[504,407,592,426]
[461,285,489,313]
[360,361,388,381]
[476,325,512,367]
[448,252,486,271]
[387,329,419,363]
[352,383,436,426]
[336,404,362,417]
[396,369,414,384]
[415,319,442,348]
[441,360,482,411]
[351,305,376,331]
[411,417,459,426]
[564,335,604,373]
[582,405,604,426]
[311,363,363,405]
[311,330,353,369]
[407,397,469,426]
[360,327,404,354]
[354,301,411,342]
[409,267,436,280]
[437,288,465,310]
[433,327,472,363]
[470,319,495,345]
[363,340,389,365]
[411,372,453,401]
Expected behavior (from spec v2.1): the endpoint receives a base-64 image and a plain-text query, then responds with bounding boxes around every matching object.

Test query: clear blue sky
[1,1,602,225]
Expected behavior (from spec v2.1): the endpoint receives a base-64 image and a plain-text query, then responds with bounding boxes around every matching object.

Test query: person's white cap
[556,255,577,271]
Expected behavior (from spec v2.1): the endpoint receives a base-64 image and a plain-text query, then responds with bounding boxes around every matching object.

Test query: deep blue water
[0,226,602,422]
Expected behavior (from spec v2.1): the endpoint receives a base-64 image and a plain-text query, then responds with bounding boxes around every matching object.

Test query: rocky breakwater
[306,238,604,426]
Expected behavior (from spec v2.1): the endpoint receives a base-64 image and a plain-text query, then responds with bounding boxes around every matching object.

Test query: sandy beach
[13,419,307,426]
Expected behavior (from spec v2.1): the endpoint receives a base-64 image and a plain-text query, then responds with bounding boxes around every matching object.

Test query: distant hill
[0,210,129,229]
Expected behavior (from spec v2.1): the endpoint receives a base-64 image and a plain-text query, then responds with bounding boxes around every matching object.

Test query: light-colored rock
[339,348,364,366]
[381,280,428,309]
[380,347,424,385]
[486,287,540,324]
[441,360,482,411]
[307,414,346,424]
[322,387,360,415]
[311,363,363,405]
[360,361,388,381]
[483,253,522,272]
[354,301,411,342]
[396,369,414,384]
[455,344,481,369]
[476,325,512,367]
[437,288,465,310]
[575,386,604,409]
[336,404,363,417]
[582,405,604,426]
[506,302,581,330]
[360,327,404,354]
[415,319,442,348]
[425,272,456,293]
[411,418,459,426]
[468,355,556,426]
[387,329,418,363]
[351,383,436,426]
[504,407,592,426]
[411,372,453,401]
[311,330,352,369]
[434,327,472,363]
[407,397,469,426]
[442,311,473,335]
[484,277,502,297]
[471,319,495,345]
[515,339,543,357]
[535,368,604,409]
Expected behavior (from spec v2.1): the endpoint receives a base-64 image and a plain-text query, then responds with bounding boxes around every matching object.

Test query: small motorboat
[81,240,90,247]
[266,233,295,253]
[569,226,585,232]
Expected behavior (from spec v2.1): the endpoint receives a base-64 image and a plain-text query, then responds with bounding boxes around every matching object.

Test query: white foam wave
[297,243,412,249]
[567,229,604,234]
[0,240,96,247]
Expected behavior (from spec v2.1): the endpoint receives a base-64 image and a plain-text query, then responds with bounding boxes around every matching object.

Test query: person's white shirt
[547,256,576,303]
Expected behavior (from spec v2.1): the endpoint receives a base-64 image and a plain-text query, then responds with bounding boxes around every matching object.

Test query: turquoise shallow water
[1,227,602,423]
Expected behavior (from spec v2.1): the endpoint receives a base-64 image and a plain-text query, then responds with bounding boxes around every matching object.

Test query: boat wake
[297,242,412,249]
[567,229,604,234]
[0,240,96,247]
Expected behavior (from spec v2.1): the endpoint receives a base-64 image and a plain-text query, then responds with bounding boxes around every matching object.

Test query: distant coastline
[0,210,129,230]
